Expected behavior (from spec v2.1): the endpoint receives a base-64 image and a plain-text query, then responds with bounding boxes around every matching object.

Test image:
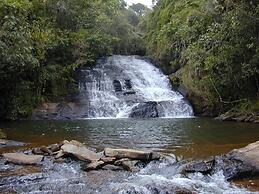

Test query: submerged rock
[104,148,151,160]
[2,153,43,165]
[61,141,101,162]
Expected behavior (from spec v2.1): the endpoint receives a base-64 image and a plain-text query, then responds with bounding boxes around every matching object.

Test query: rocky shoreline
[1,140,259,180]
[215,112,259,124]
[1,140,259,192]
[1,140,176,173]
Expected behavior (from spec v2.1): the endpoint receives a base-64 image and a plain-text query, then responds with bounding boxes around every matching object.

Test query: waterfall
[79,55,193,118]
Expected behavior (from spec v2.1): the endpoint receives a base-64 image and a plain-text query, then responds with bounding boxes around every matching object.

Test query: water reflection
[1,118,258,159]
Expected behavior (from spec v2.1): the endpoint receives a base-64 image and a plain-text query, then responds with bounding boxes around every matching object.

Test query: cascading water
[79,55,193,119]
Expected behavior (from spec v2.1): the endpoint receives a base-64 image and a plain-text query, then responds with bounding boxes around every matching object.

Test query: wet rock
[113,80,122,92]
[158,153,177,164]
[150,152,164,160]
[48,143,62,152]
[184,158,215,174]
[101,157,117,164]
[32,148,45,155]
[218,141,259,180]
[84,161,105,171]
[32,146,53,156]
[124,79,132,90]
[129,102,159,118]
[121,160,143,172]
[61,141,100,162]
[54,150,65,159]
[2,153,43,165]
[102,164,124,171]
[40,146,53,155]
[104,148,151,160]
[114,158,131,166]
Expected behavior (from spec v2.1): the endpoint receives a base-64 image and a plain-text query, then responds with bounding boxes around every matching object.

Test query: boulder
[121,160,143,172]
[129,102,159,118]
[61,141,100,162]
[32,148,45,155]
[150,152,164,160]
[219,141,259,180]
[104,148,151,160]
[84,161,105,171]
[2,153,43,165]
[184,158,215,173]
[32,146,53,156]
[185,141,259,180]
[48,143,62,152]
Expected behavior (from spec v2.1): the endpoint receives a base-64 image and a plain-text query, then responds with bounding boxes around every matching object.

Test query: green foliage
[0,0,145,120]
[145,0,259,115]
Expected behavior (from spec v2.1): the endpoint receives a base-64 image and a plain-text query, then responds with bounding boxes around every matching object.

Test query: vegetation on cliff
[0,0,146,120]
[145,0,259,117]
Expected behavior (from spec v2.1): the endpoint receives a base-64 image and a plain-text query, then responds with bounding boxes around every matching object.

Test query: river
[1,118,259,193]
[1,55,259,193]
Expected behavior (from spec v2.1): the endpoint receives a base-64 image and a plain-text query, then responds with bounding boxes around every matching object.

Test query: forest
[146,0,259,119]
[0,0,258,120]
[0,0,147,119]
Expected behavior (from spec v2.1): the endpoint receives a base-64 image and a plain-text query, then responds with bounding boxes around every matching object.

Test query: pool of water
[1,118,259,193]
[1,118,258,159]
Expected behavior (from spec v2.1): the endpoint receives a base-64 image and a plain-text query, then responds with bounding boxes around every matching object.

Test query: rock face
[2,153,43,165]
[129,102,159,118]
[104,148,151,160]
[31,102,87,120]
[61,141,101,162]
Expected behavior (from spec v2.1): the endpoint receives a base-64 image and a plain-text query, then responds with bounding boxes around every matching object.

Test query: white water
[79,55,193,118]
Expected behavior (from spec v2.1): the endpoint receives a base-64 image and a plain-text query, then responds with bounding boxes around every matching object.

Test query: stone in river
[84,161,105,171]
[121,160,143,172]
[2,153,43,165]
[104,148,151,160]
[101,157,117,164]
[48,143,62,152]
[61,141,100,162]
[184,158,215,173]
[219,141,259,180]
[32,148,45,155]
